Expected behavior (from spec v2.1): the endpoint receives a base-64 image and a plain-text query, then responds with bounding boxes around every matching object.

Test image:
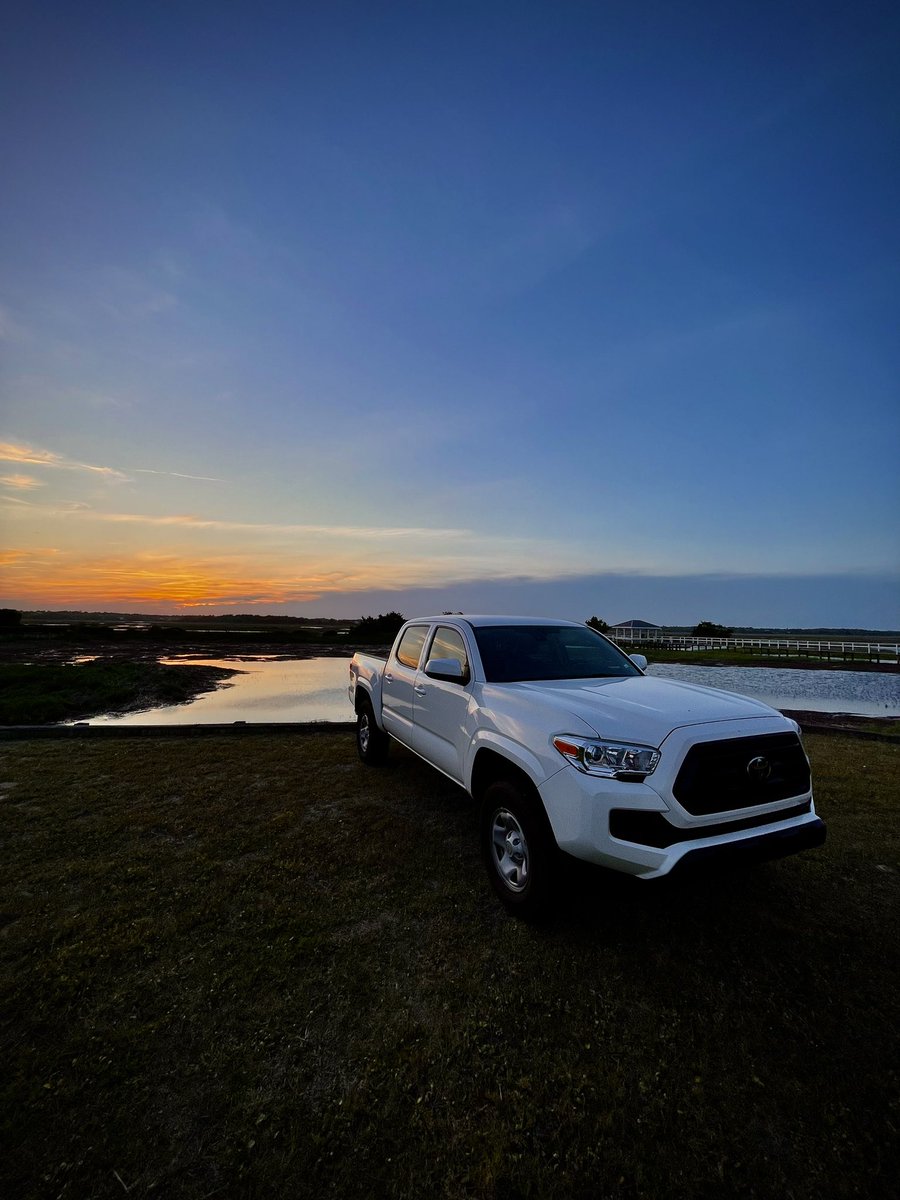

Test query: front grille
[673,732,810,816]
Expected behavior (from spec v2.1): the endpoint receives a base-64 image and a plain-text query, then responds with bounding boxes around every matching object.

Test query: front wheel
[356,698,389,765]
[480,779,557,918]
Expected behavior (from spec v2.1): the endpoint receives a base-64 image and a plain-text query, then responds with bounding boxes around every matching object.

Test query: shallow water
[81,656,356,725]
[645,662,900,717]
[75,654,900,725]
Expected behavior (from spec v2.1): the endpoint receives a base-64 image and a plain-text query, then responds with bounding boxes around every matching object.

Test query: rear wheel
[480,778,557,918]
[356,697,389,765]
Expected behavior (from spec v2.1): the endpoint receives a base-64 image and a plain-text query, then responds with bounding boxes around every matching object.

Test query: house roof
[610,619,660,629]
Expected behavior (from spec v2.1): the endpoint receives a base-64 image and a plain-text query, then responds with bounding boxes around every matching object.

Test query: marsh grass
[0,662,236,725]
[1,733,897,1198]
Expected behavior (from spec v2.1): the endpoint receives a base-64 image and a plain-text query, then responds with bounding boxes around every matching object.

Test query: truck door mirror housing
[629,653,648,671]
[424,657,466,683]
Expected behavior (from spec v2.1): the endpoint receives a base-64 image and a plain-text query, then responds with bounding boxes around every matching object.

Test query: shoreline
[3,715,897,741]
[0,640,897,735]
[0,638,355,666]
[2,633,896,670]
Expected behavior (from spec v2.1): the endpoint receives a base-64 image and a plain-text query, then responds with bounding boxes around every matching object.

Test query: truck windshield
[472,625,642,683]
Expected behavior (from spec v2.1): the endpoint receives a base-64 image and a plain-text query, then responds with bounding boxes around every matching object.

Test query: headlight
[553,735,660,780]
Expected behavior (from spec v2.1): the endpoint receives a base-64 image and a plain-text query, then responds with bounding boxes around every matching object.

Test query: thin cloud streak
[2,497,470,539]
[0,440,129,481]
[0,473,43,490]
[97,512,470,539]
[133,469,225,482]
[0,439,225,486]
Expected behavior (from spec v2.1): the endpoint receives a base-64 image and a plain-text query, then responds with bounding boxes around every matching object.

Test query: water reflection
[646,662,900,717]
[83,656,355,725]
[78,654,900,725]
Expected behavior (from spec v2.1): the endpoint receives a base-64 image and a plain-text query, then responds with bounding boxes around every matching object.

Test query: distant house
[609,619,662,642]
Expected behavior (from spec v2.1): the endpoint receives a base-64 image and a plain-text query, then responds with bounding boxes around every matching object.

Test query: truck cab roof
[414,614,583,629]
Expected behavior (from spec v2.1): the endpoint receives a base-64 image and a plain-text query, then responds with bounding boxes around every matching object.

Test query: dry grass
[1,732,897,1199]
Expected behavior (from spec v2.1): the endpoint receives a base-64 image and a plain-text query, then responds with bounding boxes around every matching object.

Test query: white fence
[608,629,900,664]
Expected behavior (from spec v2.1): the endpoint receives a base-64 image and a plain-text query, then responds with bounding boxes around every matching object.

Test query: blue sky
[1,1,898,627]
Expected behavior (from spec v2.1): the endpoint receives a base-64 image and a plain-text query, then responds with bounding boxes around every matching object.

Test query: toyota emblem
[747,755,772,783]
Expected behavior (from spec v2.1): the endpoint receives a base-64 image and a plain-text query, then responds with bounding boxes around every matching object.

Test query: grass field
[1,732,897,1199]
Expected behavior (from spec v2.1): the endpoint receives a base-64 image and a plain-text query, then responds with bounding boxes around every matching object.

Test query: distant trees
[0,608,22,628]
[586,616,609,633]
[353,612,406,642]
[692,620,733,639]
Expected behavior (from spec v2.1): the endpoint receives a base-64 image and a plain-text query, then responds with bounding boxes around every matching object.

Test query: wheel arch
[470,745,541,807]
[353,679,377,715]
[476,758,561,917]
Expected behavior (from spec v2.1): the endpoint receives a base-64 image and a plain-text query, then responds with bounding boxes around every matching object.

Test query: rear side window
[395,625,428,670]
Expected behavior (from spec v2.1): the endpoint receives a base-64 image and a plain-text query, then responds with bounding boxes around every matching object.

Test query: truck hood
[506,675,784,746]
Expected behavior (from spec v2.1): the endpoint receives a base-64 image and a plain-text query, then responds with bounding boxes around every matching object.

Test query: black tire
[480,778,558,918]
[356,697,389,765]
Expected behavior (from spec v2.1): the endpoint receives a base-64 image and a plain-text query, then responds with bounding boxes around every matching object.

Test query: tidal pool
[80,656,355,725]
[76,654,900,725]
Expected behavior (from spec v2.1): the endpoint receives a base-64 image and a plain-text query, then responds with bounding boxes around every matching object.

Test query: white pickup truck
[348,615,825,915]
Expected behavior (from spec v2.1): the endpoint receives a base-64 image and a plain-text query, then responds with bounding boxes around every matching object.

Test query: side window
[395,625,428,670]
[427,626,470,682]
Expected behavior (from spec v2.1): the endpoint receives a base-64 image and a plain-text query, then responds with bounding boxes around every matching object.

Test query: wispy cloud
[0,473,43,490]
[0,440,129,481]
[4,499,469,539]
[133,468,225,483]
[0,549,32,566]
[0,442,66,467]
[0,439,225,486]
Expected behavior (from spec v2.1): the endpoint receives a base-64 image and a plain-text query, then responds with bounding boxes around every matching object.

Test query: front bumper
[537,764,823,879]
[668,816,826,873]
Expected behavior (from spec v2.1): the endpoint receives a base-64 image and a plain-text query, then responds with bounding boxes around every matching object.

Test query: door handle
[414,685,427,696]
[384,672,394,683]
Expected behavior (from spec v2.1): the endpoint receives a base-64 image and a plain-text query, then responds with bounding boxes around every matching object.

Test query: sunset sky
[2,2,898,627]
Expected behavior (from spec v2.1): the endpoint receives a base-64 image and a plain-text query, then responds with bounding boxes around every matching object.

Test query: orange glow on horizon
[1,519,573,612]
[0,548,410,610]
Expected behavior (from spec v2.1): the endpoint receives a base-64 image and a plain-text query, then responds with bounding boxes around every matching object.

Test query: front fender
[465,728,559,796]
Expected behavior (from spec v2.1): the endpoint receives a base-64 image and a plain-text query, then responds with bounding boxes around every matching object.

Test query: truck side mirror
[629,653,648,671]
[424,657,467,683]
